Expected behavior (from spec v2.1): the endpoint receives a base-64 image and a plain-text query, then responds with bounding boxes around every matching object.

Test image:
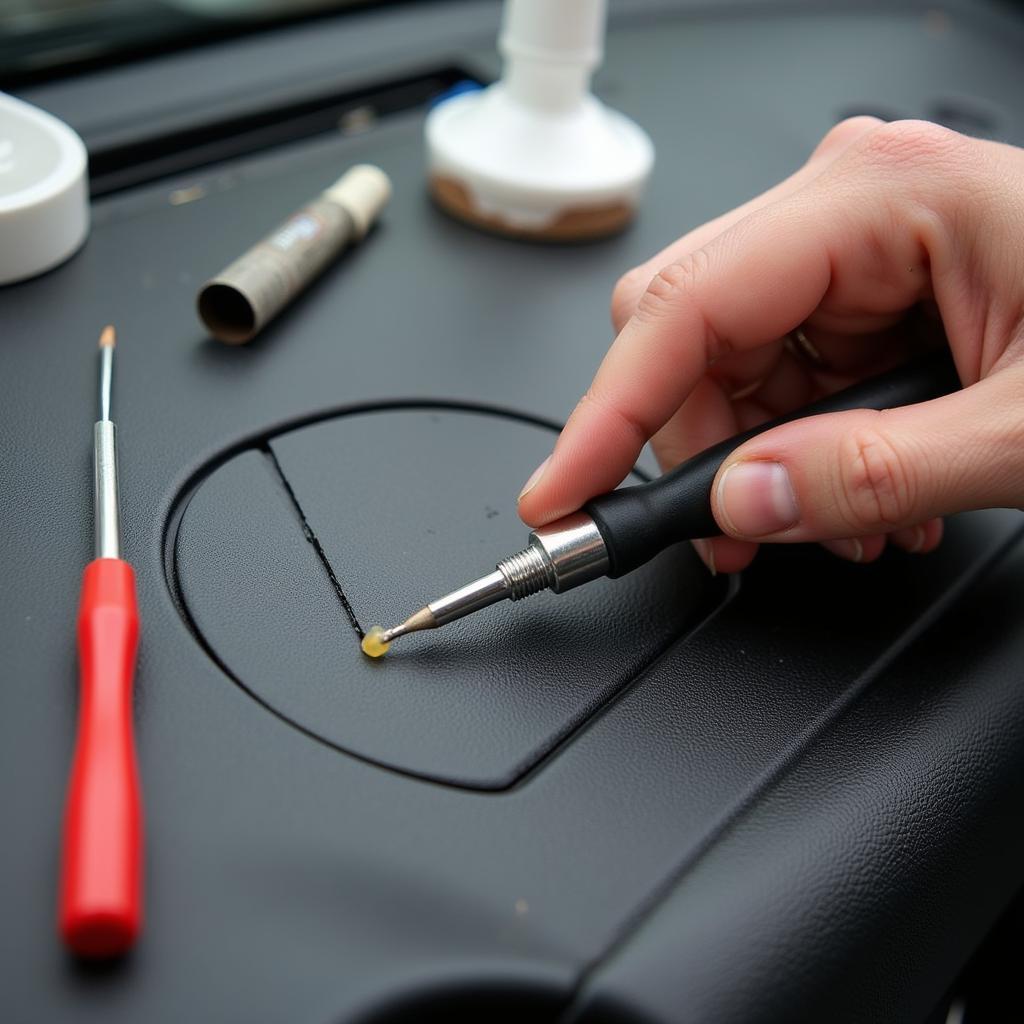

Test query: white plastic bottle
[425,0,654,241]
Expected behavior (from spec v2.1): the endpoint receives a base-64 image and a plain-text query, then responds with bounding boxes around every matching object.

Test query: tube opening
[198,283,257,344]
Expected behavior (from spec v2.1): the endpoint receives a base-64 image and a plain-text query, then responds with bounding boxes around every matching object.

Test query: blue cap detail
[429,80,484,111]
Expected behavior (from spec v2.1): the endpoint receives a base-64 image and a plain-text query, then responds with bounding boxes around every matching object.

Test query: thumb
[711,370,1024,542]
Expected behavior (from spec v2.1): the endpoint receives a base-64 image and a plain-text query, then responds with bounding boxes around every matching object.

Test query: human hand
[518,118,1024,573]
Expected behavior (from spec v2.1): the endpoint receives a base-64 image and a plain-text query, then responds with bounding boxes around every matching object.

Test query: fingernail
[518,456,551,502]
[717,461,799,538]
[691,538,717,576]
[821,538,863,563]
[728,378,764,401]
[891,525,926,553]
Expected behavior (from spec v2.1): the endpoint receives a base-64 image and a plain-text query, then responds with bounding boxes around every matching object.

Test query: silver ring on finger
[785,325,828,369]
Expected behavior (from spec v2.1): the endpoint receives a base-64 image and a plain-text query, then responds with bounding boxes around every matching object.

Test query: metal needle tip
[379,607,437,645]
[98,326,116,423]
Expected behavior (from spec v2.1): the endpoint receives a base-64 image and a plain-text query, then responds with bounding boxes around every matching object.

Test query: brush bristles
[99,325,116,348]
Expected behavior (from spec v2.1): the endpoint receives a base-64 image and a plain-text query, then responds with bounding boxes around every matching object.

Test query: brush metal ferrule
[498,511,609,601]
[94,420,121,560]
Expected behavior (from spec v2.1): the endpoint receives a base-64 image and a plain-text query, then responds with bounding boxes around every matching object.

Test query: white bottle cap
[0,92,89,286]
[323,164,392,239]
[424,0,654,239]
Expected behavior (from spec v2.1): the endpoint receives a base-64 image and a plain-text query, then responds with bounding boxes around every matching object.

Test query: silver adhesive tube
[94,420,120,560]
[197,164,392,344]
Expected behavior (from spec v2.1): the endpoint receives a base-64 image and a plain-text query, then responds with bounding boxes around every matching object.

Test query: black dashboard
[3,2,1024,1021]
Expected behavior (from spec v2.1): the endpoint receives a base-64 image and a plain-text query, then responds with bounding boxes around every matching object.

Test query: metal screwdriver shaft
[94,326,120,560]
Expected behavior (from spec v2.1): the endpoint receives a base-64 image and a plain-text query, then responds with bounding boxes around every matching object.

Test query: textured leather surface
[176,410,722,787]
[568,539,1024,1024]
[1,2,1023,1022]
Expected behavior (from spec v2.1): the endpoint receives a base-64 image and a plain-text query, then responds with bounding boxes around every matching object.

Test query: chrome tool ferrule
[527,511,610,593]
[93,420,121,560]
[496,511,609,602]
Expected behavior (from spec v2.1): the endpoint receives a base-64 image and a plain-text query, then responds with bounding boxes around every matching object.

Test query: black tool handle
[583,351,961,578]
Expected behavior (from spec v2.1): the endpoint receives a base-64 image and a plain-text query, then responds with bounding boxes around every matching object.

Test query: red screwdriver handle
[60,557,142,958]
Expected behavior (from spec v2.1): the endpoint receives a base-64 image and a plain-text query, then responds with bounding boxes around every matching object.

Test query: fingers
[820,536,887,563]
[519,214,832,526]
[610,115,884,332]
[651,376,761,574]
[815,517,943,565]
[889,518,944,554]
[710,368,1024,543]
[519,121,977,529]
[519,163,936,526]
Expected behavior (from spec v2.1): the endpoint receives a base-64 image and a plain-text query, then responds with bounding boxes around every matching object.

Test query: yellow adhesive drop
[361,626,390,659]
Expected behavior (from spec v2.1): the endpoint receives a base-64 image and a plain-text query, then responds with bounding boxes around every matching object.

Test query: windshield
[0,0,390,86]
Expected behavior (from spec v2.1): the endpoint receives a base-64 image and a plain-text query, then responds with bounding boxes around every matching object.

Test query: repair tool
[368,352,960,655]
[59,326,143,958]
[197,163,392,344]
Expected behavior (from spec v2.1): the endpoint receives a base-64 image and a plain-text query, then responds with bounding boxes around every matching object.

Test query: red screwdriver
[59,325,143,958]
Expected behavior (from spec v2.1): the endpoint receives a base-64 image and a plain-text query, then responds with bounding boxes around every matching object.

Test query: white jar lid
[0,92,89,286]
